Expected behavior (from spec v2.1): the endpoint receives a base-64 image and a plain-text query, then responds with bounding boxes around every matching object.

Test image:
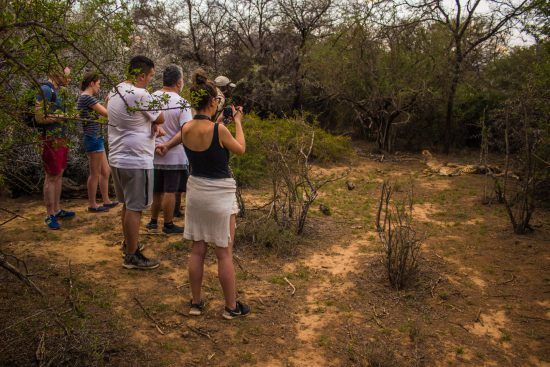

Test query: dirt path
[288,237,374,366]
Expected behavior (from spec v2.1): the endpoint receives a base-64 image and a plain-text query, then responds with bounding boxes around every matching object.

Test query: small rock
[319,204,331,216]
[346,180,355,190]
[181,331,190,338]
[242,337,249,344]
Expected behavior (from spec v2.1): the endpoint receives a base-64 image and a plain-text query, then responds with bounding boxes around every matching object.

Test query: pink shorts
[42,138,68,176]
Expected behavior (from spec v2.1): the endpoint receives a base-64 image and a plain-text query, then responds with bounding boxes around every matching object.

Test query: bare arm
[35,103,63,125]
[166,131,182,150]
[219,107,245,155]
[90,102,108,117]
[153,112,165,125]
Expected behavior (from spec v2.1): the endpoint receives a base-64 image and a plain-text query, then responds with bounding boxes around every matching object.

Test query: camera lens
[223,106,232,118]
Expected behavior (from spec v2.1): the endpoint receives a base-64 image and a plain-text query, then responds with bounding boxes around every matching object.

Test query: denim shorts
[83,135,105,153]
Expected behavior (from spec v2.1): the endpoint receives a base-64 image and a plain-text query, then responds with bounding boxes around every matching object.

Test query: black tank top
[184,123,231,179]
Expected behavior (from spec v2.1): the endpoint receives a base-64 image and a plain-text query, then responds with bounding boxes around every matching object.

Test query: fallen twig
[489,294,518,298]
[475,308,482,324]
[372,305,383,328]
[515,314,550,322]
[0,252,44,296]
[0,309,49,333]
[233,254,261,280]
[0,207,30,220]
[449,322,470,333]
[187,325,212,340]
[497,274,515,285]
[139,232,166,236]
[431,277,441,298]
[67,260,78,313]
[35,331,45,367]
[0,216,18,227]
[283,277,296,296]
[134,296,165,335]
[174,310,189,318]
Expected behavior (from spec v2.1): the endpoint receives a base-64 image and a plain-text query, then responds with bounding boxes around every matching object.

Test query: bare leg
[215,215,237,309]
[53,170,63,213]
[189,240,207,304]
[87,152,102,208]
[174,192,182,214]
[150,192,163,221]
[43,172,62,216]
[162,192,176,224]
[99,152,112,204]
[122,206,141,254]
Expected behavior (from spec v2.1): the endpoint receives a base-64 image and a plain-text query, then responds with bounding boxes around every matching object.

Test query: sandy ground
[1,150,549,366]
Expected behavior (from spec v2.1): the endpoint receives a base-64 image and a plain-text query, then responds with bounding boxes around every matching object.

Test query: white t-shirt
[152,91,192,168]
[107,82,161,169]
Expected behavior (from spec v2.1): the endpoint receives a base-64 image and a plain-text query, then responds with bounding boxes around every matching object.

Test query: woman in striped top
[77,72,117,212]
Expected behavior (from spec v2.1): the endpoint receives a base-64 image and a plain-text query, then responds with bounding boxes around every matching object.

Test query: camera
[222,106,233,125]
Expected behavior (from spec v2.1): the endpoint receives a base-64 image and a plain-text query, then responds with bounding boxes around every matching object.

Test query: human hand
[155,144,168,156]
[152,124,165,137]
[232,105,243,123]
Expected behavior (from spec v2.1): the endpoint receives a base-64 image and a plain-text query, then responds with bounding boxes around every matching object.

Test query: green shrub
[235,214,302,256]
[230,113,353,187]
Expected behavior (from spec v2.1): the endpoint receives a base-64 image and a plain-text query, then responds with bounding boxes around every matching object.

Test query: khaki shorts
[111,167,153,211]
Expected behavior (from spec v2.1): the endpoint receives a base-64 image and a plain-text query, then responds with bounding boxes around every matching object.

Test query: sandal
[88,206,109,212]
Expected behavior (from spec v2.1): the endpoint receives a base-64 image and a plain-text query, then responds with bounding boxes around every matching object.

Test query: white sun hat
[214,75,236,88]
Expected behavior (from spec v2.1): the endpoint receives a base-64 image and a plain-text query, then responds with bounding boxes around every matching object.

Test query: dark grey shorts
[153,169,189,193]
[111,167,153,211]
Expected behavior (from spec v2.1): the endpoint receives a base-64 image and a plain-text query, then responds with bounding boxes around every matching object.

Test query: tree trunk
[444,52,462,154]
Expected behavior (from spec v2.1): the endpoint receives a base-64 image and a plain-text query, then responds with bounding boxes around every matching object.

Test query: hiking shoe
[222,301,250,320]
[88,206,109,213]
[45,215,60,230]
[55,209,75,219]
[122,250,160,270]
[163,223,184,234]
[103,201,119,208]
[146,220,158,230]
[189,299,206,316]
[120,241,145,257]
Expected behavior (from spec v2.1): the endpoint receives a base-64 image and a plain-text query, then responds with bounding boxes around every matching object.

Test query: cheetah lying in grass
[421,150,503,177]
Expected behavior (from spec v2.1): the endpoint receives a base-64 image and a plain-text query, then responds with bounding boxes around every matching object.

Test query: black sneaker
[122,250,160,270]
[222,301,250,320]
[163,222,184,234]
[188,299,206,316]
[120,241,145,257]
[146,220,158,230]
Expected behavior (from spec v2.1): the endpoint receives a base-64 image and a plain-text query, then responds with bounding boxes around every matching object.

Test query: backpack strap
[41,82,57,103]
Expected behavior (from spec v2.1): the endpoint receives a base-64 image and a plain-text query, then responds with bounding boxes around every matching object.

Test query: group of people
[35,56,250,319]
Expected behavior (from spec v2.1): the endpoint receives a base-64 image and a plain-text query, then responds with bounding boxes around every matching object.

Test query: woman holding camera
[158,70,249,319]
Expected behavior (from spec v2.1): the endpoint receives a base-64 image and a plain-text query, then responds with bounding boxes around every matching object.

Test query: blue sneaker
[55,209,75,219]
[45,215,60,230]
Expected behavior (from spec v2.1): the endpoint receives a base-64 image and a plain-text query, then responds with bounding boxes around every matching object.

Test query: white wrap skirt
[183,175,239,247]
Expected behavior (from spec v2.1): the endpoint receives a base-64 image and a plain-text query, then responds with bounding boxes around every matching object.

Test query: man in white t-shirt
[146,65,192,234]
[108,55,165,270]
